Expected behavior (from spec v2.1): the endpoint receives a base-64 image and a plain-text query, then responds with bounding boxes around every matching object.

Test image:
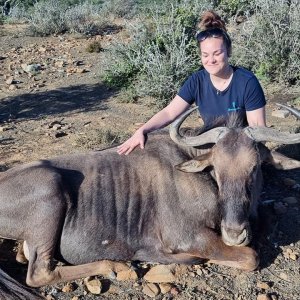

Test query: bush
[230,0,300,85]
[27,0,68,36]
[86,40,103,53]
[216,0,252,17]
[100,0,137,18]
[102,0,212,108]
[26,0,109,36]
[64,2,105,35]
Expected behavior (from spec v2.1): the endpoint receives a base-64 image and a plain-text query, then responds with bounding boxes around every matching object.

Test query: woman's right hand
[117,129,146,155]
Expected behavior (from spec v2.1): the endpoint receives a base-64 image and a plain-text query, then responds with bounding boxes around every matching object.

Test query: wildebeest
[0,106,300,299]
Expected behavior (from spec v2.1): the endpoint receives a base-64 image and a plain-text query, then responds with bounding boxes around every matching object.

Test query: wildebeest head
[170,107,300,247]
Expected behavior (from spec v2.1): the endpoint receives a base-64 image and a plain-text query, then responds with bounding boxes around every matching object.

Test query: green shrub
[26,0,109,36]
[100,0,137,18]
[27,0,68,36]
[102,0,212,108]
[216,0,251,17]
[64,2,105,35]
[86,40,103,53]
[230,0,300,85]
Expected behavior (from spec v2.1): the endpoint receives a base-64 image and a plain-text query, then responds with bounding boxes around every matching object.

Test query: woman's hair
[198,10,226,32]
[197,10,232,56]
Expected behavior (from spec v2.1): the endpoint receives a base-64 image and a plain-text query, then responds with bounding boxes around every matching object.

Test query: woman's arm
[246,106,266,127]
[117,95,190,155]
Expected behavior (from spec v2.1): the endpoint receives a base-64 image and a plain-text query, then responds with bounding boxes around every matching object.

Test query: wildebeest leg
[26,256,132,287]
[161,229,258,271]
[24,204,130,286]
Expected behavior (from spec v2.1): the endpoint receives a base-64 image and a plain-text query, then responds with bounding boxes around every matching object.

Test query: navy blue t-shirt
[178,66,266,125]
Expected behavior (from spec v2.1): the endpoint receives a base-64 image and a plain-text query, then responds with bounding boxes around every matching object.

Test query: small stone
[144,265,176,283]
[76,68,88,73]
[52,124,62,130]
[188,271,195,277]
[257,294,271,300]
[21,63,41,74]
[159,283,172,294]
[289,253,298,260]
[257,281,271,290]
[174,265,189,276]
[62,282,75,293]
[0,126,9,132]
[55,60,66,68]
[71,297,79,300]
[170,286,180,296]
[279,272,288,280]
[108,284,121,294]
[5,76,14,85]
[84,277,102,294]
[8,84,17,90]
[196,268,203,276]
[116,268,138,281]
[46,296,55,300]
[142,283,160,298]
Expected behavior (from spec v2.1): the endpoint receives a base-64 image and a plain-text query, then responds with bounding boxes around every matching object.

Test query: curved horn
[275,103,300,120]
[169,106,230,147]
[244,127,300,144]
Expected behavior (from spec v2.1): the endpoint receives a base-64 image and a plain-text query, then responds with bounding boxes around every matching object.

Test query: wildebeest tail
[0,268,44,299]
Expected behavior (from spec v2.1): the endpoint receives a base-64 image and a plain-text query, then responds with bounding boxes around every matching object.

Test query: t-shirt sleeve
[244,76,266,111]
[177,75,196,105]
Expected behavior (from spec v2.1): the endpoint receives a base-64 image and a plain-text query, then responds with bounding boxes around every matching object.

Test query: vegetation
[102,0,212,107]
[86,40,103,53]
[75,128,130,150]
[1,0,300,107]
[230,0,300,84]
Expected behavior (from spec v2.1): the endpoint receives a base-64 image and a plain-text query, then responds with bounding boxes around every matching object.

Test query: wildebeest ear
[266,150,300,170]
[175,152,212,173]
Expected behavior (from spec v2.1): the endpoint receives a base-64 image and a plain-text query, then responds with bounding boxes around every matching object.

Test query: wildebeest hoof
[239,247,259,271]
[98,260,138,281]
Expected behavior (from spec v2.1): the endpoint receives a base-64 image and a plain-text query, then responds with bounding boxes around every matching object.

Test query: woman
[117,10,266,155]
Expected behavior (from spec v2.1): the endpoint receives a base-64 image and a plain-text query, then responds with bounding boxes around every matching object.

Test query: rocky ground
[0,23,300,300]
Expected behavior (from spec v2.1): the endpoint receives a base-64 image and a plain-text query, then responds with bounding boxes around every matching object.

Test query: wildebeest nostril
[221,222,250,246]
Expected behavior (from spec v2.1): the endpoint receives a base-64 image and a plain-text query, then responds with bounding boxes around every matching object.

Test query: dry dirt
[0,23,300,300]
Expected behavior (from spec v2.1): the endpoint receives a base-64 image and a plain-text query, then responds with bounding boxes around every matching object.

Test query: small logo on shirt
[228,102,241,112]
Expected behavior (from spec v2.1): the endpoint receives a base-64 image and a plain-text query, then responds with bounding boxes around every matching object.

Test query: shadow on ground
[0,83,116,122]
[257,144,300,269]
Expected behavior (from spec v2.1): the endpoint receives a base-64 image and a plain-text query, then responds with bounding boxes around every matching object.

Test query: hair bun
[198,10,227,32]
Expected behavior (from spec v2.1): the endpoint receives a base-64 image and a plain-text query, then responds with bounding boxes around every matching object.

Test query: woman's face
[200,37,229,77]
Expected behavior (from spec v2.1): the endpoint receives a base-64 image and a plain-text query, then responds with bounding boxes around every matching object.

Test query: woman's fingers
[117,131,145,155]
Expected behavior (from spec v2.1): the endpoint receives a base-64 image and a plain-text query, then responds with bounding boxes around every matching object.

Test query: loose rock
[142,282,160,298]
[257,294,271,300]
[257,281,271,290]
[62,282,75,293]
[144,265,176,283]
[159,283,172,294]
[84,277,102,295]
